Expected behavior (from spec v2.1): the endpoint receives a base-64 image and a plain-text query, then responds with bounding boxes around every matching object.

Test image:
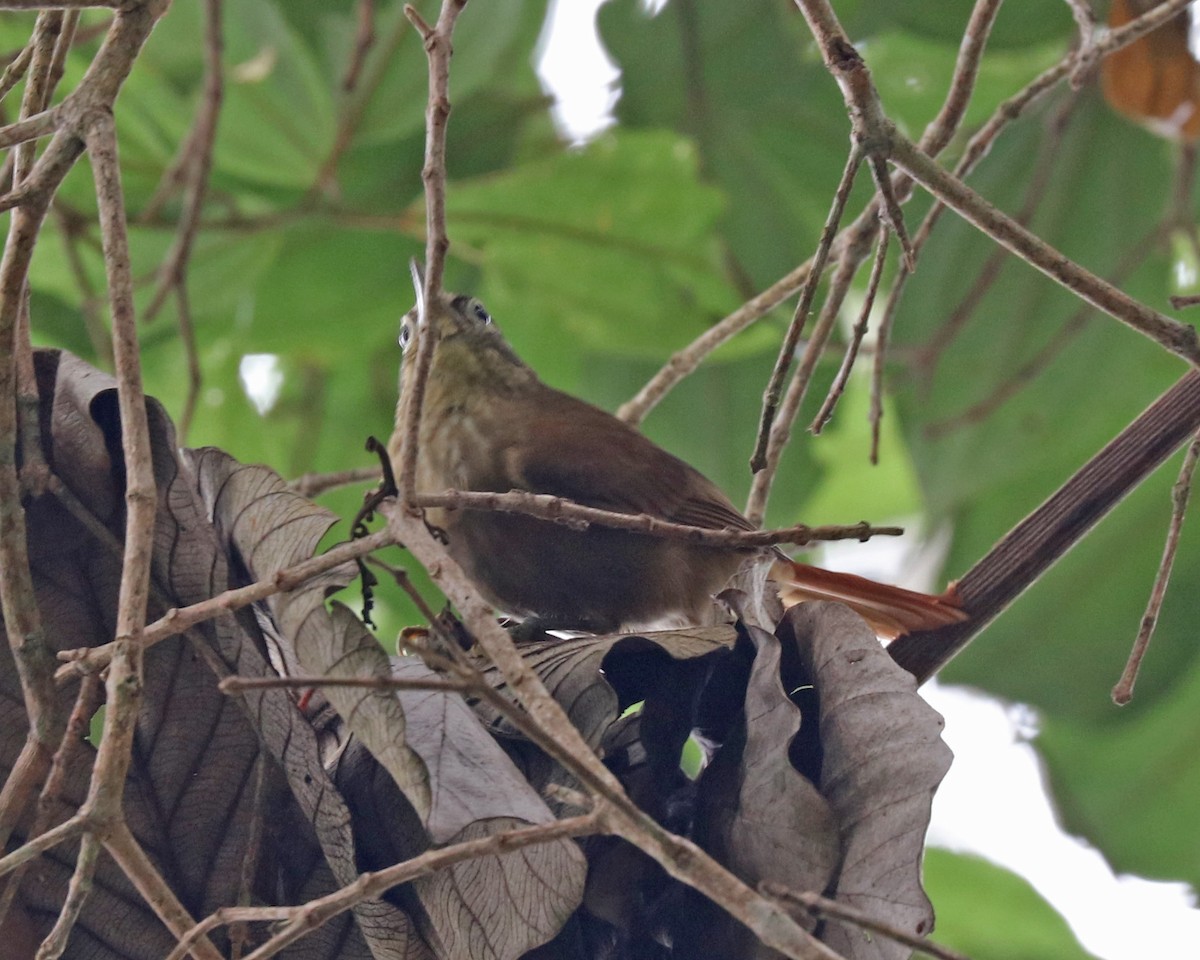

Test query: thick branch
[890,371,1200,682]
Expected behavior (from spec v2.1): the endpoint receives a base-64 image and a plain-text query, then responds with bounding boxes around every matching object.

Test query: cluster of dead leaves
[0,351,951,959]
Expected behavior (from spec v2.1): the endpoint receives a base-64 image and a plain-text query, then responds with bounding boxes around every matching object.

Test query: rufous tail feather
[770,559,966,640]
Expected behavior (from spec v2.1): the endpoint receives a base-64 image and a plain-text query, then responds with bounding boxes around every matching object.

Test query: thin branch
[0,41,34,101]
[1062,0,1097,39]
[0,814,84,880]
[1073,0,1193,83]
[748,144,863,474]
[233,814,602,960]
[1112,431,1200,704]
[417,488,900,548]
[407,0,464,297]
[341,0,376,92]
[811,224,890,433]
[0,674,99,933]
[287,465,381,498]
[888,133,1200,365]
[35,832,100,960]
[746,235,868,523]
[396,0,468,507]
[924,224,1160,439]
[869,245,903,465]
[764,883,973,960]
[0,108,61,151]
[103,821,223,960]
[620,0,1001,426]
[56,527,396,680]
[620,0,1183,428]
[0,738,52,855]
[172,282,201,440]
[0,124,59,865]
[141,0,222,325]
[219,674,474,695]
[15,10,63,182]
[164,906,294,960]
[918,0,1005,156]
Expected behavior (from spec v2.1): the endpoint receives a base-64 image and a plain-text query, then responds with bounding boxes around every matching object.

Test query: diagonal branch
[890,133,1200,364]
[890,370,1200,682]
[397,0,467,507]
[384,502,842,960]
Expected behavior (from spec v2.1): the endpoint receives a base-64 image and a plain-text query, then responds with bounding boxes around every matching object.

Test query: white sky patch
[925,682,1200,958]
[535,0,619,142]
[239,353,283,415]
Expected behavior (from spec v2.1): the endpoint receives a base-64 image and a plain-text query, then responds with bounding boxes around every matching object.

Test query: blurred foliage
[13,0,1200,948]
[924,848,1098,959]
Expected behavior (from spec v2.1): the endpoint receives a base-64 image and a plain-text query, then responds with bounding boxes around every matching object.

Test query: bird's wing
[504,387,752,532]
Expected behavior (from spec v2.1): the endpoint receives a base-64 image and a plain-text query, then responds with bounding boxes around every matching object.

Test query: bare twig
[0,92,59,881]
[791,1,907,258]
[811,224,890,433]
[416,488,900,548]
[141,0,222,325]
[0,674,99,934]
[342,0,376,92]
[288,465,381,497]
[746,236,869,523]
[925,225,1160,439]
[219,674,474,695]
[1075,0,1194,83]
[748,145,863,475]
[621,0,1185,428]
[918,0,1005,156]
[35,832,100,960]
[0,814,84,880]
[55,527,396,680]
[51,88,163,951]
[0,42,34,101]
[889,133,1200,365]
[396,0,468,507]
[172,282,201,440]
[219,814,602,960]
[163,906,293,960]
[1112,431,1200,704]
[103,821,223,960]
[621,0,1002,426]
[764,883,973,960]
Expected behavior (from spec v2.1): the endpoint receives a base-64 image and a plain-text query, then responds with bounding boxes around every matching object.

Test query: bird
[388,263,964,640]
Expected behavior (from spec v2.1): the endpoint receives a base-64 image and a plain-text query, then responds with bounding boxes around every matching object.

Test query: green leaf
[1038,659,1200,888]
[447,130,739,365]
[600,0,864,290]
[924,848,1098,959]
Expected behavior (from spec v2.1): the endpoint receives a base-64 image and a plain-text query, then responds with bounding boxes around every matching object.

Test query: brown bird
[389,265,964,639]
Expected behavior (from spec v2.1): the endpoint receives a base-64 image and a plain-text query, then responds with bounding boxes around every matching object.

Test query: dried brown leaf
[783,602,953,960]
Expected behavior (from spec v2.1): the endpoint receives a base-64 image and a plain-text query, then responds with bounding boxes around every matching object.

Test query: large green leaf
[446,130,739,370]
[924,848,1098,960]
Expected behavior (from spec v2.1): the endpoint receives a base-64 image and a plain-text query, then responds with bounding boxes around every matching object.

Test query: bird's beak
[409,258,426,323]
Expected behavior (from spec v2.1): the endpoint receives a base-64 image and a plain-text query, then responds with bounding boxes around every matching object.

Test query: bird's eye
[471,300,491,325]
[398,320,412,350]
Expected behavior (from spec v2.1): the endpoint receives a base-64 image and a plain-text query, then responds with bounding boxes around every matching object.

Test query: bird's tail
[770,559,967,640]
